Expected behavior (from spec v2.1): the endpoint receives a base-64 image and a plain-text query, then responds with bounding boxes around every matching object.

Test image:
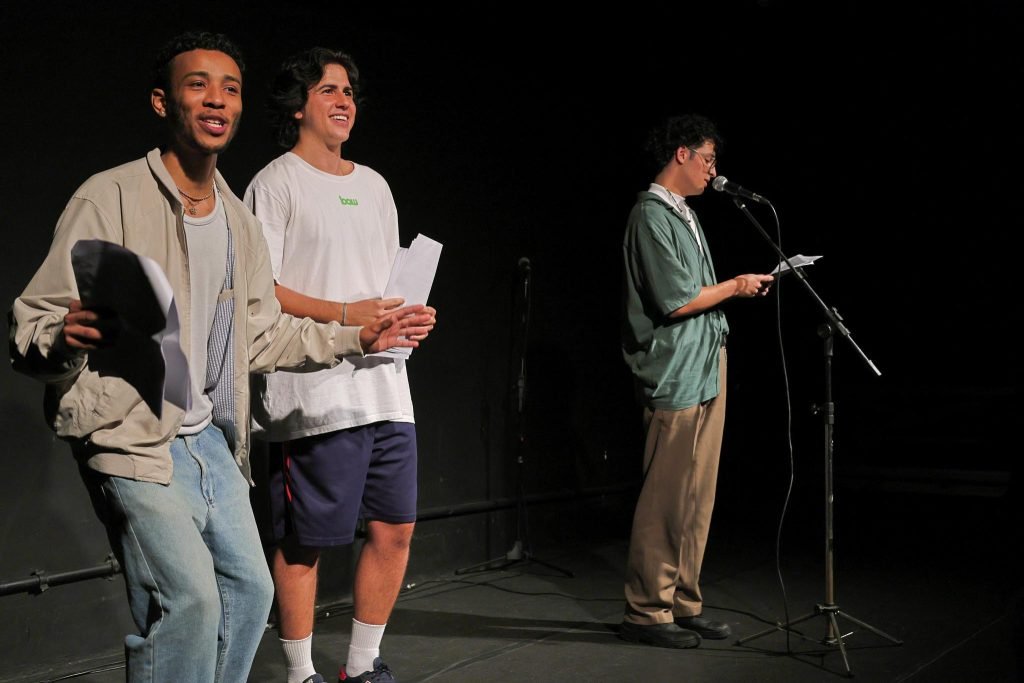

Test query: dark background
[1,2,1020,678]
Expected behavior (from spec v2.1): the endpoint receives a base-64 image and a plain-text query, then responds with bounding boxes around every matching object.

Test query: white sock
[345,619,386,677]
[281,633,316,683]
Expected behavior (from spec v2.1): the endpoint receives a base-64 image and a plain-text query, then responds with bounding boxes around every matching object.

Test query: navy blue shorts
[268,421,417,547]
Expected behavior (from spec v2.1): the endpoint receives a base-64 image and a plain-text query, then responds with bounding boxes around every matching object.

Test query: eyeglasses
[688,147,717,169]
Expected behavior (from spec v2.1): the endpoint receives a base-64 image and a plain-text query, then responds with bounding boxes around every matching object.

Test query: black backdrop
[1,3,1021,678]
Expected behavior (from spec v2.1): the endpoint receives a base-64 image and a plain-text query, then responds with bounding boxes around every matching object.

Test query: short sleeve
[629,205,701,316]
[243,180,290,282]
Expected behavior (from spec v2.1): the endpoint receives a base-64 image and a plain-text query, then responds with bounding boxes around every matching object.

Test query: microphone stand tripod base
[454,540,574,577]
[736,602,903,676]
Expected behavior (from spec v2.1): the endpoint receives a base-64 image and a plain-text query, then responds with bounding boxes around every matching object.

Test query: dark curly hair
[645,114,723,168]
[151,31,245,92]
[267,47,361,149]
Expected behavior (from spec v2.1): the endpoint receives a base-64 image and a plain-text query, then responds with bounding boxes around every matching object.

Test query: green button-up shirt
[622,191,729,410]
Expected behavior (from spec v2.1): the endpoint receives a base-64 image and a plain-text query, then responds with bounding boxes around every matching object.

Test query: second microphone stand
[455,258,573,578]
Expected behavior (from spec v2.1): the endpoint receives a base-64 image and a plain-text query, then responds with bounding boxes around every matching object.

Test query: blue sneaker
[302,676,325,683]
[338,658,396,683]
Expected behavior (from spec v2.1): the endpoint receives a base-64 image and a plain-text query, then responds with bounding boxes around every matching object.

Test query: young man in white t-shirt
[245,47,436,683]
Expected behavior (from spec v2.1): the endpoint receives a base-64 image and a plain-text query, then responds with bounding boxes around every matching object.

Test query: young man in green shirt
[620,114,773,649]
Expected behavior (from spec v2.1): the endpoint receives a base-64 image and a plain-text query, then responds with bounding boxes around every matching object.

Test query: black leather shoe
[619,621,701,649]
[674,615,731,640]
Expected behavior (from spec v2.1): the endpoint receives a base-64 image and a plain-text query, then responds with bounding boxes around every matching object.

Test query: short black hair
[151,31,245,92]
[645,114,723,168]
[267,47,361,149]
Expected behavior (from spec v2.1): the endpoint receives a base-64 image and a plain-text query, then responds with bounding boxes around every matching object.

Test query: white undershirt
[178,191,228,435]
[648,183,703,254]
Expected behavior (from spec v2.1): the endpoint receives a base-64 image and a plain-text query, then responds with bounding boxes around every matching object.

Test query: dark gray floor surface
[25,489,1023,682]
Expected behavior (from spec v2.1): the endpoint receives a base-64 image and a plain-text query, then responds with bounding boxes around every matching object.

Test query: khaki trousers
[624,348,727,624]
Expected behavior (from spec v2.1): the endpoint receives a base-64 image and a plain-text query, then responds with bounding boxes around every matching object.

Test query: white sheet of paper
[771,254,822,276]
[137,257,191,413]
[374,233,442,359]
[71,240,191,417]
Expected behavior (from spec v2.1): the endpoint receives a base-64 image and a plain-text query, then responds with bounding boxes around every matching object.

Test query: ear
[151,88,168,118]
[294,110,303,120]
[674,146,690,164]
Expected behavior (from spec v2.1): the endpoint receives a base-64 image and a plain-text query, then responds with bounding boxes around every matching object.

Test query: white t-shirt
[244,152,414,441]
[179,192,229,435]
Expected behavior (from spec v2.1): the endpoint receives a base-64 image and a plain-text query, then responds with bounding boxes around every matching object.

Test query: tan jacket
[9,149,362,484]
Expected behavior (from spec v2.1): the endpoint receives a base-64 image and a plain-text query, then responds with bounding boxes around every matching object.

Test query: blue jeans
[84,424,274,682]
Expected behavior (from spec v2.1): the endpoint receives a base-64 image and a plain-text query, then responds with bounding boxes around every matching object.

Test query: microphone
[518,256,531,272]
[711,176,770,205]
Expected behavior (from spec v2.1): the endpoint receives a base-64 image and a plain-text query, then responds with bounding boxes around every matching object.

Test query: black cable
[765,202,797,653]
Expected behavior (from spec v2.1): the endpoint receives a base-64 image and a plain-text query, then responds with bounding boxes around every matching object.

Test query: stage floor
[21,487,1022,682]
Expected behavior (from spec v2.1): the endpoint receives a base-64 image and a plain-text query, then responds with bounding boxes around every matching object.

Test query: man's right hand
[61,299,118,352]
[732,274,774,298]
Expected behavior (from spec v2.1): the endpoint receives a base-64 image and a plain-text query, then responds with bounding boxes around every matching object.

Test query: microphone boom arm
[730,196,881,377]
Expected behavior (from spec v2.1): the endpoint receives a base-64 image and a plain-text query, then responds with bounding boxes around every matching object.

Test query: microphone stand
[728,198,899,676]
[455,259,573,579]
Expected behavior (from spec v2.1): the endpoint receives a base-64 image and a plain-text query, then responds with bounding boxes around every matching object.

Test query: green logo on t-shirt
[338,197,359,206]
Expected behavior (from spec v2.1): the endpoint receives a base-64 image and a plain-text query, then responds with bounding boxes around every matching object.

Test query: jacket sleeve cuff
[331,323,365,358]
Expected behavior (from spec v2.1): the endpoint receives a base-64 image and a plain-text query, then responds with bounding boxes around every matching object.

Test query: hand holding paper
[771,254,822,278]
[71,239,191,418]
[374,233,442,358]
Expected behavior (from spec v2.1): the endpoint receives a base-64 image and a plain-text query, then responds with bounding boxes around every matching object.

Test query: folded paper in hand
[771,254,822,277]
[374,233,442,359]
[71,240,191,418]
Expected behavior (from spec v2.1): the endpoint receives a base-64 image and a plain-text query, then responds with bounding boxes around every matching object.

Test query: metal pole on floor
[736,323,901,676]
